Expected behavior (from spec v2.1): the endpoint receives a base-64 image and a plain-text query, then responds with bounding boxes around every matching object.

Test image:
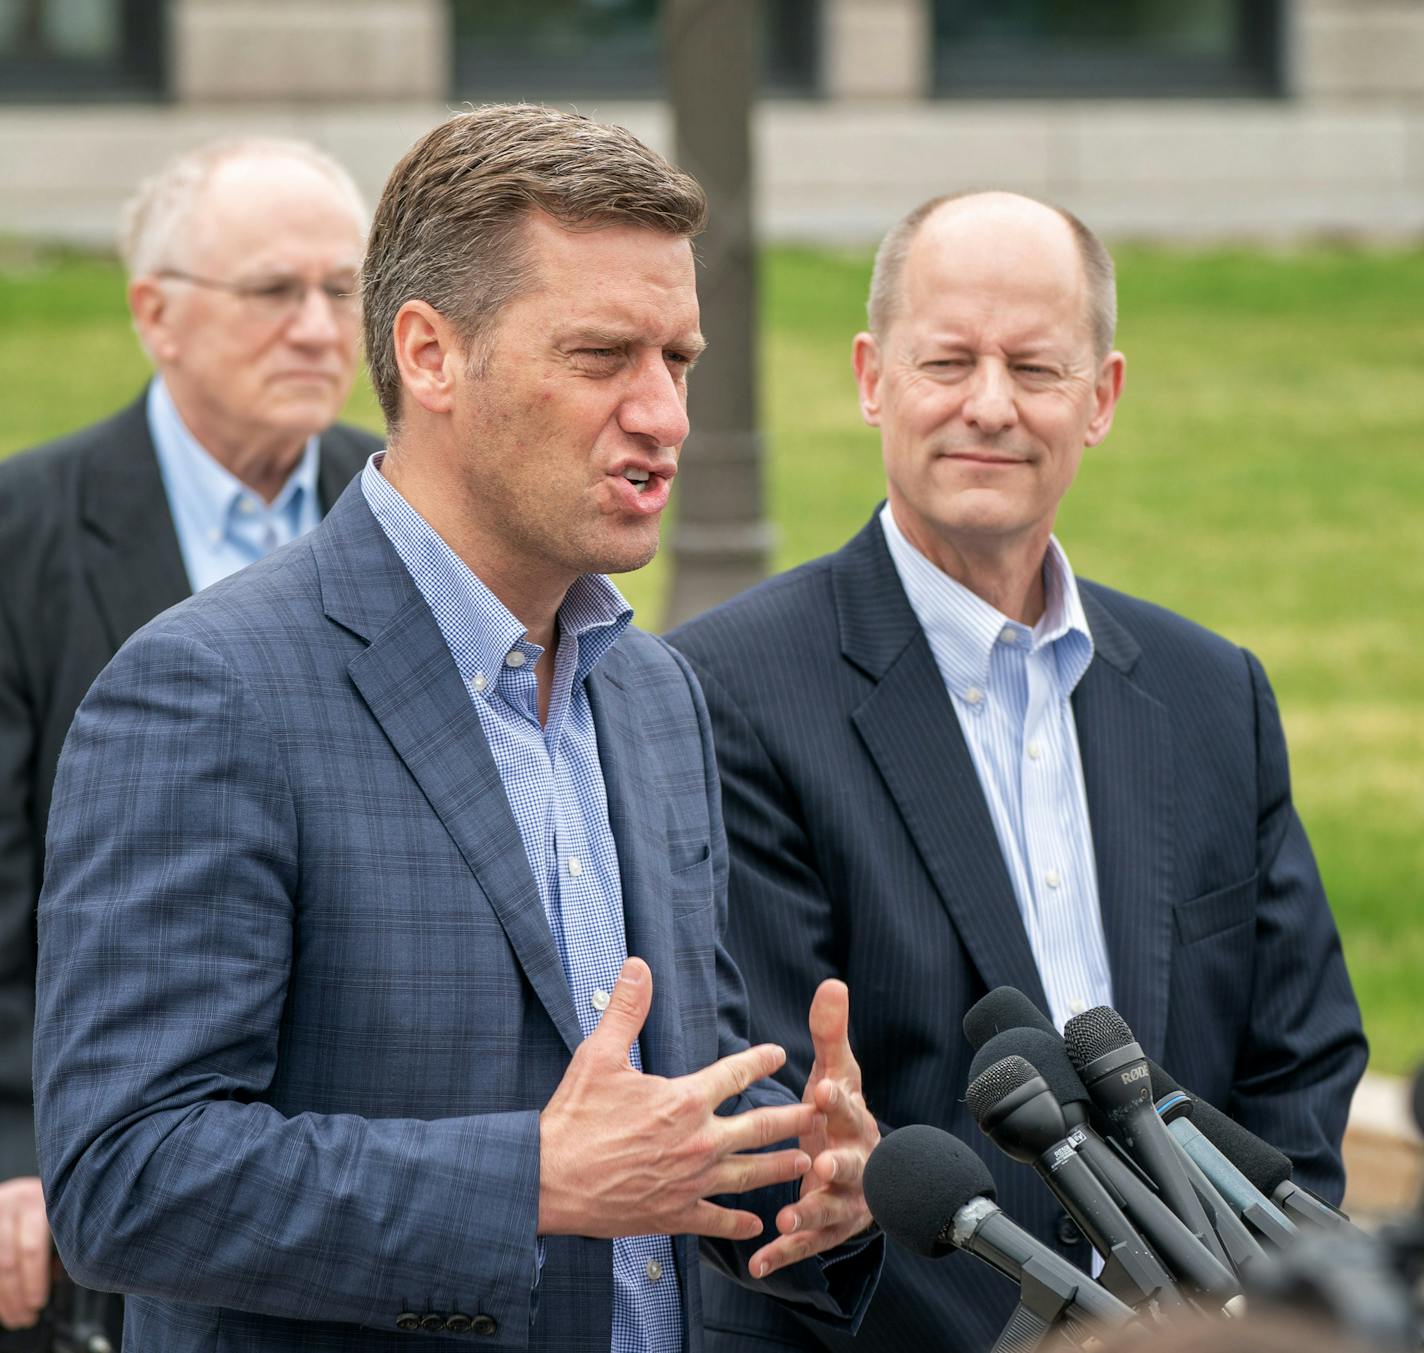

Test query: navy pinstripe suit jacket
[669,513,1367,1352]
[33,485,876,1352]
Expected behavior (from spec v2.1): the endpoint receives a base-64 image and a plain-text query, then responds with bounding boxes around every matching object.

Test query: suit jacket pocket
[1173,872,1258,946]
[668,843,713,917]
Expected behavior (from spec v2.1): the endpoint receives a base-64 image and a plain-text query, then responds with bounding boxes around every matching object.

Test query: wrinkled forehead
[899,200,1090,340]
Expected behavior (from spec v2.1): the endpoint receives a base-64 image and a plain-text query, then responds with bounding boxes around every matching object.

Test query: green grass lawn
[3,242,1421,1074]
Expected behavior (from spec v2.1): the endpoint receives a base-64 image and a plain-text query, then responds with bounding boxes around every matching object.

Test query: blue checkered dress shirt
[363,456,683,1353]
[879,504,1115,1031]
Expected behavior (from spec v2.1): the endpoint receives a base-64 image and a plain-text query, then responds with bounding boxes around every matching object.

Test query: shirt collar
[147,376,319,542]
[879,503,1095,695]
[360,453,632,693]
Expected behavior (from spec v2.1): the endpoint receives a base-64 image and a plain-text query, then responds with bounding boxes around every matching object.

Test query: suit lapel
[835,519,1051,1014]
[587,650,687,1080]
[78,394,191,649]
[318,489,583,1055]
[1074,588,1175,1061]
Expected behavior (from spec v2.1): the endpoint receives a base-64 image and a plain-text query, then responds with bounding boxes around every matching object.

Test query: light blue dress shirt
[361,455,683,1353]
[879,505,1114,1031]
[147,377,321,593]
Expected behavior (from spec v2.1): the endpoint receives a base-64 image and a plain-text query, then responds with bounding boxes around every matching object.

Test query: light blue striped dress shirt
[879,505,1114,1031]
[147,376,321,593]
[362,456,683,1353]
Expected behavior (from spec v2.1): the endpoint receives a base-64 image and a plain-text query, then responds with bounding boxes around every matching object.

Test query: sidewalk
[1341,1072,1423,1220]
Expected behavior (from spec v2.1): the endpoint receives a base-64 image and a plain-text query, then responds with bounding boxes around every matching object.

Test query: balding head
[867,191,1117,360]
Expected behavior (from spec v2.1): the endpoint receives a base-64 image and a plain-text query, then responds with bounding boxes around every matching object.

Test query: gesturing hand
[749,979,879,1278]
[538,957,820,1242]
[0,1176,52,1330]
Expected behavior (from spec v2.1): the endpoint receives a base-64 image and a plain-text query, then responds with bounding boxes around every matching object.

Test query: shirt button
[504,650,527,668]
[471,673,487,693]
[1069,998,1087,1016]
[591,988,610,1012]
[207,528,222,545]
[1045,869,1062,889]
[1027,741,1043,760]
[238,498,256,515]
[1000,629,1018,645]
[646,1259,662,1282]
[568,856,582,878]
[964,687,984,705]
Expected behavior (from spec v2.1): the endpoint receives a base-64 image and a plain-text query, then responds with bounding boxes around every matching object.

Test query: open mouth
[622,467,654,494]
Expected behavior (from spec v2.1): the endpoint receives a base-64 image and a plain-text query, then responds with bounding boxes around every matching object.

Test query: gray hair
[867,191,1118,359]
[119,137,367,277]
[361,103,708,428]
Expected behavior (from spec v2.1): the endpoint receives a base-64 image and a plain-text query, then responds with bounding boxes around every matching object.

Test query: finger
[807,980,858,1086]
[748,1225,840,1279]
[689,1042,787,1109]
[813,1079,871,1140]
[15,1206,50,1315]
[709,1148,812,1197]
[681,1199,765,1243]
[587,956,653,1064]
[714,1102,818,1154]
[811,1147,865,1187]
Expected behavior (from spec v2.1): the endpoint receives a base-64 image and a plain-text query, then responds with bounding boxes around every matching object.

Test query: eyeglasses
[157,269,361,323]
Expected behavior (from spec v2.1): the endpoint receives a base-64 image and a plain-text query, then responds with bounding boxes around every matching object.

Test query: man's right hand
[0,1176,51,1330]
[538,957,818,1242]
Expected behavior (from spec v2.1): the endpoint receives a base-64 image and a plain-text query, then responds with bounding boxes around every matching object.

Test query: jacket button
[395,1312,420,1331]
[445,1313,472,1333]
[420,1313,445,1331]
[471,1313,498,1336]
[1056,1214,1084,1247]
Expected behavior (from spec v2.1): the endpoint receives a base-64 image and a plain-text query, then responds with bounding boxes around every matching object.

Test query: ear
[851,332,884,428]
[392,299,466,418]
[1084,351,1126,448]
[129,276,179,363]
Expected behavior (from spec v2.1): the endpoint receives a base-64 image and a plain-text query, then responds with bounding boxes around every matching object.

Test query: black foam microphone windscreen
[864,1124,996,1257]
[963,986,1057,1052]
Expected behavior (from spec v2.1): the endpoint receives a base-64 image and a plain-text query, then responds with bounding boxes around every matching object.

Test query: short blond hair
[867,191,1118,359]
[360,104,708,427]
[119,137,366,278]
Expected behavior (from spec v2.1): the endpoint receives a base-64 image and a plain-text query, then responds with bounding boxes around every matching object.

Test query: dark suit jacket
[33,484,877,1350]
[0,393,375,1179]
[668,513,1367,1352]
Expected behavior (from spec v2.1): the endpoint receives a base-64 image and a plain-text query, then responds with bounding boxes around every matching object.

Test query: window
[452,0,819,101]
[932,0,1282,99]
[0,0,164,100]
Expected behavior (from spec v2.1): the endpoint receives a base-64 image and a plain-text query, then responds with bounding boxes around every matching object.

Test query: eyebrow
[565,326,708,358]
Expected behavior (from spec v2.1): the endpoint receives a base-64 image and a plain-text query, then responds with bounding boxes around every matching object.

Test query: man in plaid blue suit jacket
[33,108,882,1352]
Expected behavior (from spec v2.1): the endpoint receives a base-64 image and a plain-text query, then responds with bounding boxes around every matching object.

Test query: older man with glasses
[0,137,379,1347]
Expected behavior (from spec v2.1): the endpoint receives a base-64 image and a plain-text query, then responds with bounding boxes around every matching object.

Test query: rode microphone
[966,1054,1186,1314]
[975,1027,1241,1303]
[1064,1007,1230,1270]
[864,1125,1138,1340]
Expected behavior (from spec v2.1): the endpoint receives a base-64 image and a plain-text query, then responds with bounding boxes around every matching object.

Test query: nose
[618,353,690,449]
[961,359,1019,436]
[285,283,345,347]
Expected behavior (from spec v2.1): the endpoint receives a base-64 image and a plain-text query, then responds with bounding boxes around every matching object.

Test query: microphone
[1064,1007,1231,1270]
[864,1125,1138,1339]
[1146,1068,1356,1236]
[1155,1090,1299,1249]
[975,1027,1241,1303]
[964,986,1058,1052]
[966,1054,1187,1313]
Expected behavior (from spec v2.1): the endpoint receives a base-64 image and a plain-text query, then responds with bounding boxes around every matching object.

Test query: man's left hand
[748,979,879,1278]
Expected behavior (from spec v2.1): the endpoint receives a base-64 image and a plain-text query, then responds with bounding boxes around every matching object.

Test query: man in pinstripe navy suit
[669,191,1366,1351]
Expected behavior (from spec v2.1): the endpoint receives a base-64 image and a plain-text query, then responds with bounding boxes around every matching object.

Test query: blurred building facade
[1,0,1422,246]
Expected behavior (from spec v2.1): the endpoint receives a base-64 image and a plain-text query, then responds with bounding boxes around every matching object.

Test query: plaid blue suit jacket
[34,485,876,1351]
